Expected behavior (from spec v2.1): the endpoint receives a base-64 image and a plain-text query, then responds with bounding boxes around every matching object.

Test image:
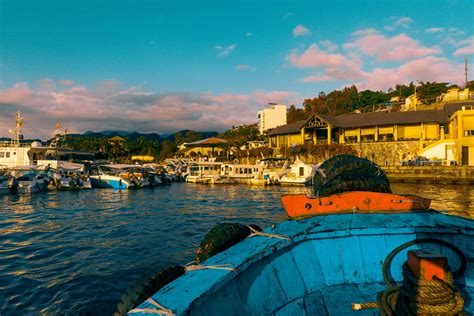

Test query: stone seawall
[382,166,474,184]
[347,141,435,166]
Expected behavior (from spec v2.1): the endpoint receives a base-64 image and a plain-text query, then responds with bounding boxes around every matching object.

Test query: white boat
[279,158,319,185]
[0,112,49,168]
[90,164,148,189]
[184,162,225,184]
[250,158,290,185]
[11,165,51,194]
[37,160,91,190]
[221,163,265,182]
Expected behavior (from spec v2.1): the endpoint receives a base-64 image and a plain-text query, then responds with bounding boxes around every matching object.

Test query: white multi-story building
[258,103,287,134]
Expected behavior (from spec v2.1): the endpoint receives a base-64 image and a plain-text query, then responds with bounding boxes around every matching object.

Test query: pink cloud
[345,32,441,61]
[0,81,299,138]
[287,43,364,81]
[453,36,474,56]
[355,56,464,90]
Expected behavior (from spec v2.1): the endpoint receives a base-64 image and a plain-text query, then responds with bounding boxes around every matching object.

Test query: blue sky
[0,0,473,137]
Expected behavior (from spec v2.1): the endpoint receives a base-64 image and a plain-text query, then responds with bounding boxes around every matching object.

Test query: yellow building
[440,88,472,102]
[268,104,474,165]
[447,105,474,165]
[181,137,228,157]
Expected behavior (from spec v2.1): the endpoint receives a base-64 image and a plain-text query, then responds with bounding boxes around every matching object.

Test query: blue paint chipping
[129,212,474,315]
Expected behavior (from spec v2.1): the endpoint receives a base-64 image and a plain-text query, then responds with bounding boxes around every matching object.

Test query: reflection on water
[391,183,474,218]
[0,183,472,314]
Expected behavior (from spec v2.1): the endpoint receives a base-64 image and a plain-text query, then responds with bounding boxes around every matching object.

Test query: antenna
[465,56,468,88]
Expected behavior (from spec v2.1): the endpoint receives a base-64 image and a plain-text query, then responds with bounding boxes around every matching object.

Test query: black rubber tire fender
[196,223,262,263]
[316,173,392,197]
[114,265,185,316]
[321,158,389,187]
[313,155,361,190]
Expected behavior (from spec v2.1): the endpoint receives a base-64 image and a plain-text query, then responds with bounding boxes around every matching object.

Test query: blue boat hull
[90,176,131,189]
[129,212,474,315]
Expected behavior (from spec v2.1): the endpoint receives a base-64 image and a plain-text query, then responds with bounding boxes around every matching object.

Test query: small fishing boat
[122,154,473,315]
[249,158,290,185]
[11,165,51,194]
[221,163,265,182]
[125,212,473,315]
[37,160,91,190]
[279,157,318,186]
[184,162,225,184]
[90,164,143,189]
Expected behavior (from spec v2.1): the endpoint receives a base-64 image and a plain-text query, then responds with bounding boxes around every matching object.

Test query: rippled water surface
[0,183,473,315]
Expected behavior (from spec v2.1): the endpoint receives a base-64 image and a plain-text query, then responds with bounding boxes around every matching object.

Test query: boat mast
[10,111,23,147]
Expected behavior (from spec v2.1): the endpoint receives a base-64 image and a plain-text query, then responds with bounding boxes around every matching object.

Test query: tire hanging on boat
[114,265,185,316]
[196,223,262,263]
[314,157,389,191]
[316,173,392,197]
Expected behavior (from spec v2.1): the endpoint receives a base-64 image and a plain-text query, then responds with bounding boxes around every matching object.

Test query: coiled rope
[353,238,467,315]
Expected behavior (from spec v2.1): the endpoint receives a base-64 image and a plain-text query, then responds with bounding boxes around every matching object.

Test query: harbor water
[1,183,473,315]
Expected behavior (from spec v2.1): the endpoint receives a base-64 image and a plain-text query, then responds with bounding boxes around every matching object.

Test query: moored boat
[249,158,290,185]
[124,211,474,315]
[184,162,225,184]
[90,164,143,189]
[279,157,318,186]
[11,165,51,194]
[122,154,473,315]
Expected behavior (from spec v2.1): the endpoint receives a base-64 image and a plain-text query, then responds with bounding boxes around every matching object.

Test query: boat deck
[131,212,474,315]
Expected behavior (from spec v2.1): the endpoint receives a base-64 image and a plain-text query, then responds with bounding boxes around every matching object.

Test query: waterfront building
[268,103,474,166]
[181,137,228,157]
[258,103,287,135]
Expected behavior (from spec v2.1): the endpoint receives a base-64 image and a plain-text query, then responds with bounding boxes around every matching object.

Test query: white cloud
[245,32,253,37]
[426,27,444,34]
[214,44,237,57]
[283,12,294,19]
[394,17,413,28]
[319,40,338,52]
[292,24,311,37]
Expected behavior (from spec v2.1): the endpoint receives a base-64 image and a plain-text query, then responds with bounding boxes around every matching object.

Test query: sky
[0,0,473,138]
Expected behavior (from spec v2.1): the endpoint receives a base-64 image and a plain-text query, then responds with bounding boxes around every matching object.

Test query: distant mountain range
[69,130,218,142]
[1,130,219,143]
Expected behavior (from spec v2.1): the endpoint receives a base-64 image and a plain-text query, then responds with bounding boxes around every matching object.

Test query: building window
[465,130,474,136]
[0,152,4,158]
[6,152,10,158]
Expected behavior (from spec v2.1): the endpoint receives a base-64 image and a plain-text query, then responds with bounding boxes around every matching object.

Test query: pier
[383,165,474,184]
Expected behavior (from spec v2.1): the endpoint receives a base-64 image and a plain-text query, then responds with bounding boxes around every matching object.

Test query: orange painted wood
[281,191,431,218]
[408,250,447,281]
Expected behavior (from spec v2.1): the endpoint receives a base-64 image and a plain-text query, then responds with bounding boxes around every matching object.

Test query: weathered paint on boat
[281,191,431,218]
[128,212,473,315]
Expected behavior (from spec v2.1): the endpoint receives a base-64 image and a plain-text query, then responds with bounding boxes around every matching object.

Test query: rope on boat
[247,225,292,241]
[184,261,236,272]
[352,238,467,315]
[128,297,175,315]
